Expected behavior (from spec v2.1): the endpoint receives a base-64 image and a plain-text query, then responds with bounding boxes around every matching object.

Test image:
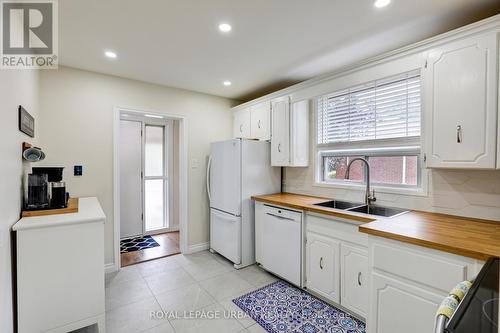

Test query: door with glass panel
[144,124,169,233]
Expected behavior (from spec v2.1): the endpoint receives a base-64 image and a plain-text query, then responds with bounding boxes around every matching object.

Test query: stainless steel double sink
[314,199,409,218]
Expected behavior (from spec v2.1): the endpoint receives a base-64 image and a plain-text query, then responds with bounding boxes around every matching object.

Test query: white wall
[0,70,39,333]
[38,66,234,266]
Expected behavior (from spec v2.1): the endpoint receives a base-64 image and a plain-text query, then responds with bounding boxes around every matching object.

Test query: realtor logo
[1,0,58,69]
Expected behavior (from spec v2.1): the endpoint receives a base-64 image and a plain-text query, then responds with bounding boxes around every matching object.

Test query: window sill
[313,181,428,197]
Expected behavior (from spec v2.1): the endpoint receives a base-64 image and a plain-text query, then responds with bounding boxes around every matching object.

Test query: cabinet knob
[319,257,324,270]
[240,124,243,133]
[358,272,362,286]
[456,125,462,143]
[258,120,262,129]
[278,143,281,153]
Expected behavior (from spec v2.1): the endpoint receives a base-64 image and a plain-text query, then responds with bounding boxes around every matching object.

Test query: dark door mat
[120,235,160,253]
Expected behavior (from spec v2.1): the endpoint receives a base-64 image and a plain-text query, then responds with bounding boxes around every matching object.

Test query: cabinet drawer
[372,243,469,292]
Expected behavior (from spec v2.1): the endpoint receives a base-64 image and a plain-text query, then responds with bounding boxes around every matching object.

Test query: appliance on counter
[207,139,281,269]
[25,167,68,210]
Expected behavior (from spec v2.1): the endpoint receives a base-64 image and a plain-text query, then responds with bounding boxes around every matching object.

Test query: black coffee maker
[25,167,67,210]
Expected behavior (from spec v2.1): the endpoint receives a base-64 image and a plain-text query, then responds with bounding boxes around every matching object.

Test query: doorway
[116,109,184,267]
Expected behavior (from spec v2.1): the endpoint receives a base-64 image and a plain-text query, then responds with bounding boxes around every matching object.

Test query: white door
[250,101,271,141]
[370,272,444,333]
[119,120,143,238]
[233,108,251,139]
[209,139,241,216]
[260,206,301,286]
[341,244,368,317]
[306,232,340,303]
[425,33,498,169]
[210,209,241,264]
[271,97,290,166]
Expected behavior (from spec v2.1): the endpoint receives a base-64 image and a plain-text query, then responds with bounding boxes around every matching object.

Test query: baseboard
[185,242,210,254]
[104,262,118,274]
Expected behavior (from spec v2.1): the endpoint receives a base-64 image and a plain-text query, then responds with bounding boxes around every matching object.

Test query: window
[316,70,422,190]
[317,70,421,145]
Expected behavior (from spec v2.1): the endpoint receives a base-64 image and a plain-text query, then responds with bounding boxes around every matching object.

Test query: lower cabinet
[306,232,340,303]
[341,244,369,317]
[370,272,443,333]
[305,214,369,318]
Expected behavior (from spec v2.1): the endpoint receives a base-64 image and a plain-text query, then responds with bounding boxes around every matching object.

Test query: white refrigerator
[207,139,281,268]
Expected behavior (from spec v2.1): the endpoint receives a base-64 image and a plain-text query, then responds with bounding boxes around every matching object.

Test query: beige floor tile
[144,268,196,295]
[106,297,163,333]
[105,277,153,311]
[169,303,244,333]
[155,283,216,313]
[199,271,254,301]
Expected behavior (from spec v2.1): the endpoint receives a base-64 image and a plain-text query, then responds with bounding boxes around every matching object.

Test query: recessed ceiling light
[223,81,232,86]
[145,114,164,119]
[374,0,391,8]
[104,50,117,59]
[218,23,232,33]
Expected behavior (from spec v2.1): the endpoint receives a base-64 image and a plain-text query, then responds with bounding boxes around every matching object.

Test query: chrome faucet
[345,157,376,205]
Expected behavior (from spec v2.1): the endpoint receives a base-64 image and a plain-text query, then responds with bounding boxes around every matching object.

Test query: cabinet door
[233,108,251,139]
[341,244,368,317]
[271,97,290,166]
[306,232,340,303]
[369,272,444,333]
[425,33,498,169]
[251,101,271,141]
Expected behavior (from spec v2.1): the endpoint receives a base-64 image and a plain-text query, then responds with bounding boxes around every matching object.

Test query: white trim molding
[186,242,210,254]
[112,106,189,272]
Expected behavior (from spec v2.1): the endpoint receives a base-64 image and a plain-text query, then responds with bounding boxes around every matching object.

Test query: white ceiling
[59,0,500,101]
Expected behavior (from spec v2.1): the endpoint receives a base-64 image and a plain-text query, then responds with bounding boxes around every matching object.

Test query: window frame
[318,146,422,189]
[313,70,428,196]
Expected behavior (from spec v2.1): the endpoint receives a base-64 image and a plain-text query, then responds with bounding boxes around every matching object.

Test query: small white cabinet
[250,101,271,141]
[371,272,443,333]
[424,32,498,169]
[271,97,309,167]
[233,107,251,139]
[232,101,271,141]
[341,244,369,317]
[306,232,340,303]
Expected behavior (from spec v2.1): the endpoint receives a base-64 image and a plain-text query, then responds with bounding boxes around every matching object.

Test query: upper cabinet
[424,33,499,169]
[233,101,271,141]
[271,97,309,167]
[233,108,251,139]
[251,101,271,141]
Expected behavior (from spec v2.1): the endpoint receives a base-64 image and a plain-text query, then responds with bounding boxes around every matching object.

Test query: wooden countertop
[252,193,500,261]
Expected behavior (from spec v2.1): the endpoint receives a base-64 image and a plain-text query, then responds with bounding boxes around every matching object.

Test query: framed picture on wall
[19,105,35,137]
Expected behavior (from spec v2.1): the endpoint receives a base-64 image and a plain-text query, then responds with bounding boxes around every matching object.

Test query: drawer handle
[258,120,262,129]
[358,272,362,286]
[240,124,243,133]
[278,143,281,153]
[457,125,462,143]
[319,257,324,270]
[265,212,295,221]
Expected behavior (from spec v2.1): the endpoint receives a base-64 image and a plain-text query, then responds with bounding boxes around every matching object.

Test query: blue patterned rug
[233,280,366,333]
[120,235,160,253]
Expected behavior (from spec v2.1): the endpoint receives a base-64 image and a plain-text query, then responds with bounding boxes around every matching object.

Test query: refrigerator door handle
[206,156,212,202]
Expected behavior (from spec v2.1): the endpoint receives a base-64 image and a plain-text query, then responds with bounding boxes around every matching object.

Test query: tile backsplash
[284,167,500,222]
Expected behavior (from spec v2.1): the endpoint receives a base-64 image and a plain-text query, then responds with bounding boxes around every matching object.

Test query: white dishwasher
[256,204,302,286]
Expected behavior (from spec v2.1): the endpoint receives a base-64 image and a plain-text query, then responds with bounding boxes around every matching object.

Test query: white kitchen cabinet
[233,107,251,139]
[370,272,444,333]
[367,236,483,333]
[424,32,498,169]
[306,232,340,303]
[271,97,309,167]
[250,101,271,141]
[13,198,106,333]
[341,244,369,318]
